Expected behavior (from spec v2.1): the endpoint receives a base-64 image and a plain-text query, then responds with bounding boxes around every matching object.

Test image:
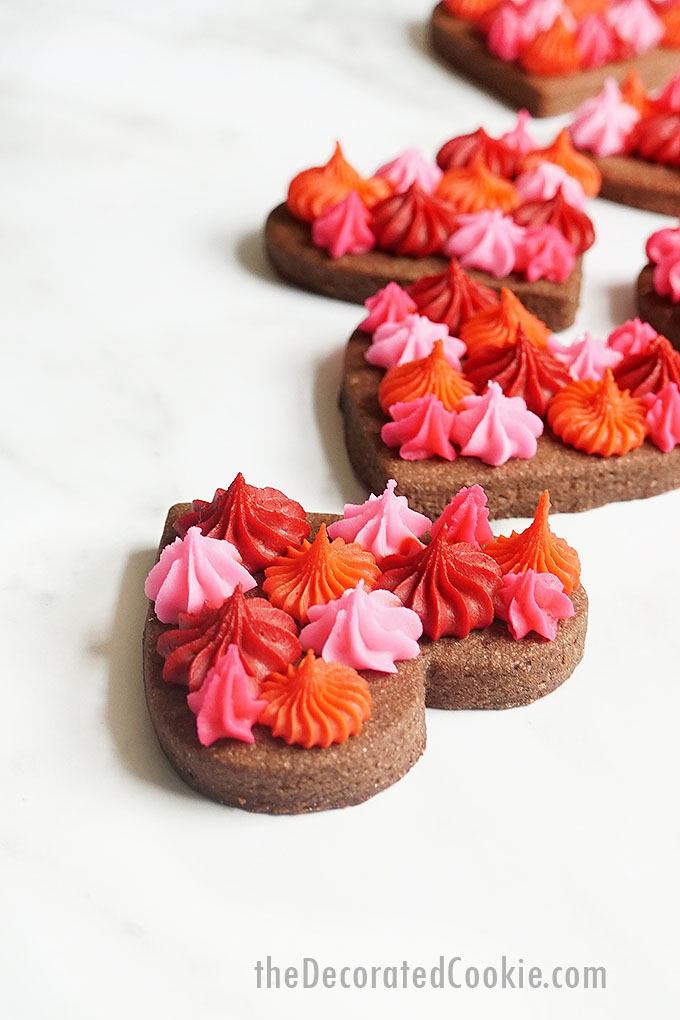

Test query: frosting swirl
[327,478,432,560]
[514,161,587,211]
[378,339,473,413]
[644,382,680,452]
[370,184,459,258]
[359,281,417,334]
[613,335,680,397]
[514,224,577,283]
[287,142,390,223]
[547,368,648,456]
[569,78,640,156]
[494,570,575,641]
[382,395,458,461]
[375,148,443,195]
[366,313,466,370]
[408,259,499,335]
[606,0,664,55]
[519,17,582,76]
[450,381,544,465]
[549,331,623,381]
[576,13,618,68]
[186,645,266,746]
[511,187,595,255]
[607,318,658,357]
[500,109,538,156]
[259,651,372,749]
[484,490,581,594]
[436,127,517,178]
[521,128,602,197]
[653,70,680,115]
[312,191,375,259]
[464,328,571,416]
[460,287,551,356]
[429,484,494,546]
[436,156,520,214]
[157,587,301,689]
[444,209,526,278]
[630,112,680,167]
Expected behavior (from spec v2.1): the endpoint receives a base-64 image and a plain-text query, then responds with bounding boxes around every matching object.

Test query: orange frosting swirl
[565,0,609,17]
[484,490,581,594]
[661,5,680,48]
[436,155,520,214]
[259,650,372,749]
[547,369,647,457]
[263,524,380,623]
[519,18,582,76]
[378,339,473,414]
[459,287,551,357]
[287,143,391,224]
[620,70,652,117]
[521,129,602,197]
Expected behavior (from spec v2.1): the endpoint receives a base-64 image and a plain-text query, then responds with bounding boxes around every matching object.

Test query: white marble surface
[2,2,679,1018]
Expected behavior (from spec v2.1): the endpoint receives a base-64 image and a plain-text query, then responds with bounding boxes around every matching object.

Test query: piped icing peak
[359,282,417,334]
[654,71,680,116]
[521,128,602,197]
[259,650,372,749]
[549,331,623,381]
[484,491,581,594]
[300,580,423,673]
[647,223,680,301]
[186,645,266,746]
[520,17,582,76]
[495,570,575,641]
[460,287,551,356]
[514,224,576,283]
[547,369,647,456]
[607,318,658,357]
[630,111,680,167]
[464,328,570,416]
[613,335,680,397]
[262,524,380,623]
[606,0,664,55]
[287,142,390,223]
[569,78,640,156]
[500,110,538,156]
[156,587,300,690]
[576,12,618,70]
[381,395,458,461]
[429,484,494,546]
[450,381,544,466]
[378,532,503,640]
[144,527,256,625]
[378,339,473,413]
[436,156,520,214]
[445,209,525,278]
[370,184,459,258]
[366,314,466,371]
[173,473,310,571]
[312,191,375,259]
[514,161,587,211]
[436,127,517,177]
[375,148,443,195]
[511,187,595,255]
[327,479,432,560]
[620,69,652,116]
[644,382,680,452]
[408,259,499,335]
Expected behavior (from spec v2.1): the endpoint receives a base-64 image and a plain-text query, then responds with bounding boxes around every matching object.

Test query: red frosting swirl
[436,128,517,178]
[511,187,595,255]
[629,113,680,168]
[613,335,680,398]
[408,259,499,334]
[463,328,571,417]
[156,587,301,691]
[370,184,459,258]
[174,472,310,571]
[377,531,503,640]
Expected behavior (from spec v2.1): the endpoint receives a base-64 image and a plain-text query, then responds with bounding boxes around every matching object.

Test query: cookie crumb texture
[429,4,680,118]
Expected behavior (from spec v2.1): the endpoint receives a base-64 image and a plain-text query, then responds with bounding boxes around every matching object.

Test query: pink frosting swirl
[520,0,573,38]
[299,580,422,673]
[514,162,587,210]
[375,148,443,195]
[647,224,680,302]
[444,209,525,278]
[450,381,543,466]
[549,331,623,381]
[569,79,640,156]
[366,314,466,370]
[494,569,575,641]
[514,223,576,283]
[654,71,680,115]
[646,223,680,263]
[429,484,494,546]
[606,0,664,55]
[311,191,375,259]
[327,478,432,561]
[186,645,266,745]
[576,14,618,69]
[382,395,458,461]
[359,281,417,334]
[607,318,658,357]
[487,3,525,61]
[144,527,256,625]
[500,109,537,156]
[644,382,680,452]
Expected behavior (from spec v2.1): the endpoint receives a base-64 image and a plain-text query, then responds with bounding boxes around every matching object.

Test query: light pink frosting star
[444,209,526,279]
[312,190,375,259]
[654,70,680,115]
[549,331,623,381]
[607,318,658,357]
[569,78,640,157]
[359,281,417,334]
[500,109,538,156]
[606,0,664,55]
[186,645,266,746]
[450,381,543,466]
[382,395,458,461]
[300,580,423,674]
[487,3,525,61]
[514,162,587,210]
[144,527,256,624]
[494,569,575,641]
[644,382,680,452]
[576,13,618,69]
[327,478,432,560]
[375,148,443,195]
[514,224,576,283]
[520,0,573,39]
[430,484,494,546]
[365,313,466,370]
